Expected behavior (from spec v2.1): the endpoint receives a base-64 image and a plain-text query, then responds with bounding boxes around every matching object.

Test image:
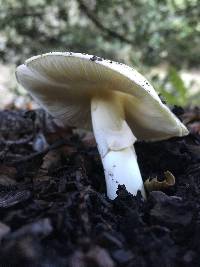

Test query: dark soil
[0,107,199,267]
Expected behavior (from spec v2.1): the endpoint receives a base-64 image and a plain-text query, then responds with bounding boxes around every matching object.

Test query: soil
[0,107,199,267]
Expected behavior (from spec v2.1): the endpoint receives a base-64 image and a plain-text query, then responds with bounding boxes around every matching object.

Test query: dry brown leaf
[144,171,175,192]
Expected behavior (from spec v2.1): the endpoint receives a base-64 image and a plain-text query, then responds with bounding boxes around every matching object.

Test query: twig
[77,0,133,45]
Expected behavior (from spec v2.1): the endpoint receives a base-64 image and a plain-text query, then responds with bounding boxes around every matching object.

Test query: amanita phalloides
[16,52,188,199]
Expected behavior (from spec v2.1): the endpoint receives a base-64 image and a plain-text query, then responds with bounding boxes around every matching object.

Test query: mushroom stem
[91,95,146,200]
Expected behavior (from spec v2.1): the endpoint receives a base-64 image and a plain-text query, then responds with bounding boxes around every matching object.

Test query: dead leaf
[145,171,175,192]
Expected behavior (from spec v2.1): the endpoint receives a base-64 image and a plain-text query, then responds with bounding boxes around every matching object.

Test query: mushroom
[16,52,188,199]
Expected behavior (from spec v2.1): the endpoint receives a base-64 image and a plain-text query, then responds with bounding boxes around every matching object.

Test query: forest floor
[0,106,199,267]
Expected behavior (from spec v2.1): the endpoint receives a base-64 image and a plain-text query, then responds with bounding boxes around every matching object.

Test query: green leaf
[167,67,188,106]
[159,85,179,105]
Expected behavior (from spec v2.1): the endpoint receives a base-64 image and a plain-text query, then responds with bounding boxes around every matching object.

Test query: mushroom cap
[16,52,188,141]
